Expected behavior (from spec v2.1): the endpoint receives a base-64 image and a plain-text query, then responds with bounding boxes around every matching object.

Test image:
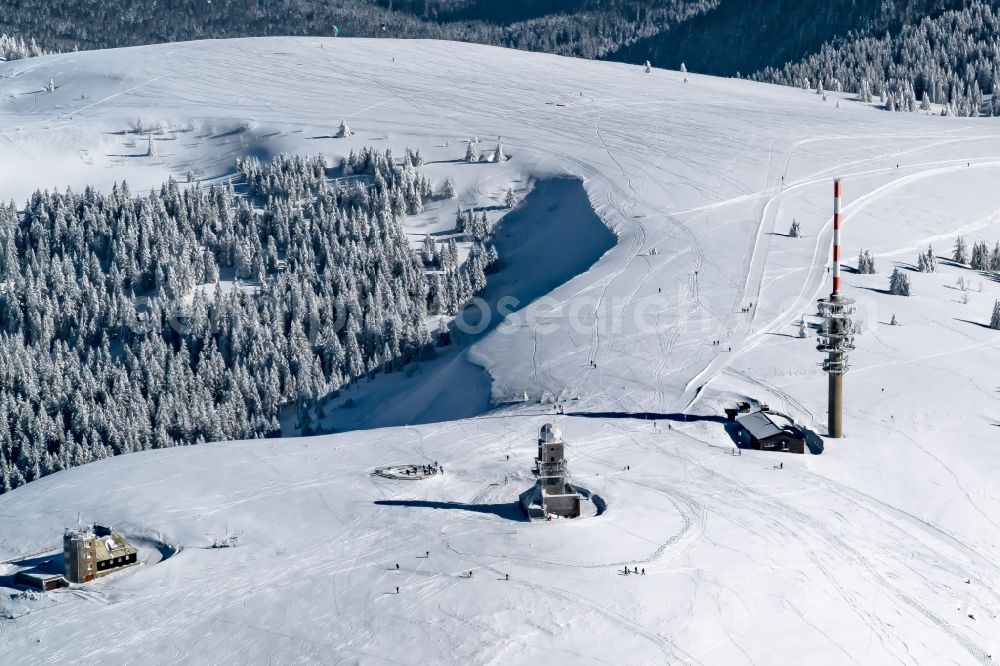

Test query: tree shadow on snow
[566,411,726,424]
[374,500,528,522]
[857,286,892,296]
[955,318,994,330]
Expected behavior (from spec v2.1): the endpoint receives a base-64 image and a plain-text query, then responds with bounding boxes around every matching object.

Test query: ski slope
[2,38,1000,664]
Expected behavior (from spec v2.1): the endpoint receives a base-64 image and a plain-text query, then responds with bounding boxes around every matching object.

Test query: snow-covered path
[2,38,1000,664]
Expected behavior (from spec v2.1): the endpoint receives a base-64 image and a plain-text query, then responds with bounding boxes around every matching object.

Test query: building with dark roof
[13,570,68,592]
[736,410,806,454]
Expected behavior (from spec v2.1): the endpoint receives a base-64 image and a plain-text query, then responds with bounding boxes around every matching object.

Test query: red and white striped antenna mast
[817,178,856,438]
[832,178,843,294]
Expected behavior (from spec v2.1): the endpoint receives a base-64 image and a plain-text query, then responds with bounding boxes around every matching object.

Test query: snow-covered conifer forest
[14,1,1000,117]
[0,33,45,61]
[0,149,499,492]
[755,2,1000,117]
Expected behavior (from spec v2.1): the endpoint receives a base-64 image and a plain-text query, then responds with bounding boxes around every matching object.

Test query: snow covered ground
[3,37,1000,664]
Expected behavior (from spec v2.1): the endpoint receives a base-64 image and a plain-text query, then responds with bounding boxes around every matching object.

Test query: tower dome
[539,423,563,444]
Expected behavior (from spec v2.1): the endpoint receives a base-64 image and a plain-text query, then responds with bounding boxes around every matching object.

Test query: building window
[87,564,93,571]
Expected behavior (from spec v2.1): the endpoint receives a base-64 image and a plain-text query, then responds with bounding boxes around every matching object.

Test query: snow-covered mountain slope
[3,38,1000,664]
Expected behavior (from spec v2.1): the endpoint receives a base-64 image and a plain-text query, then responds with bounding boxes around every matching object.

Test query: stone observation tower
[519,424,582,519]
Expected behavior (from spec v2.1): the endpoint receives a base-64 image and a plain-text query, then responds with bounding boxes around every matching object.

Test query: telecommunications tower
[816,178,856,438]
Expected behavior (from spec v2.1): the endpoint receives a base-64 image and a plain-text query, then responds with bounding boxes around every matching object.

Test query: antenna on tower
[816,178,856,438]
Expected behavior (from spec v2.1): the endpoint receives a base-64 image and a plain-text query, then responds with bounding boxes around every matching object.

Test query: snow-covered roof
[736,411,786,440]
[539,423,563,444]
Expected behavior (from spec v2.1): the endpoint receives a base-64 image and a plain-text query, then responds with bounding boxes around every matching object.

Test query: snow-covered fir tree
[971,240,990,270]
[954,236,970,265]
[504,187,517,209]
[889,267,912,296]
[858,79,873,103]
[858,249,876,274]
[464,141,479,163]
[406,147,424,167]
[442,178,457,199]
[988,243,1000,272]
[436,318,451,346]
[421,234,438,267]
[789,219,802,237]
[491,143,507,163]
[146,135,157,157]
[991,301,1000,330]
[917,246,936,273]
